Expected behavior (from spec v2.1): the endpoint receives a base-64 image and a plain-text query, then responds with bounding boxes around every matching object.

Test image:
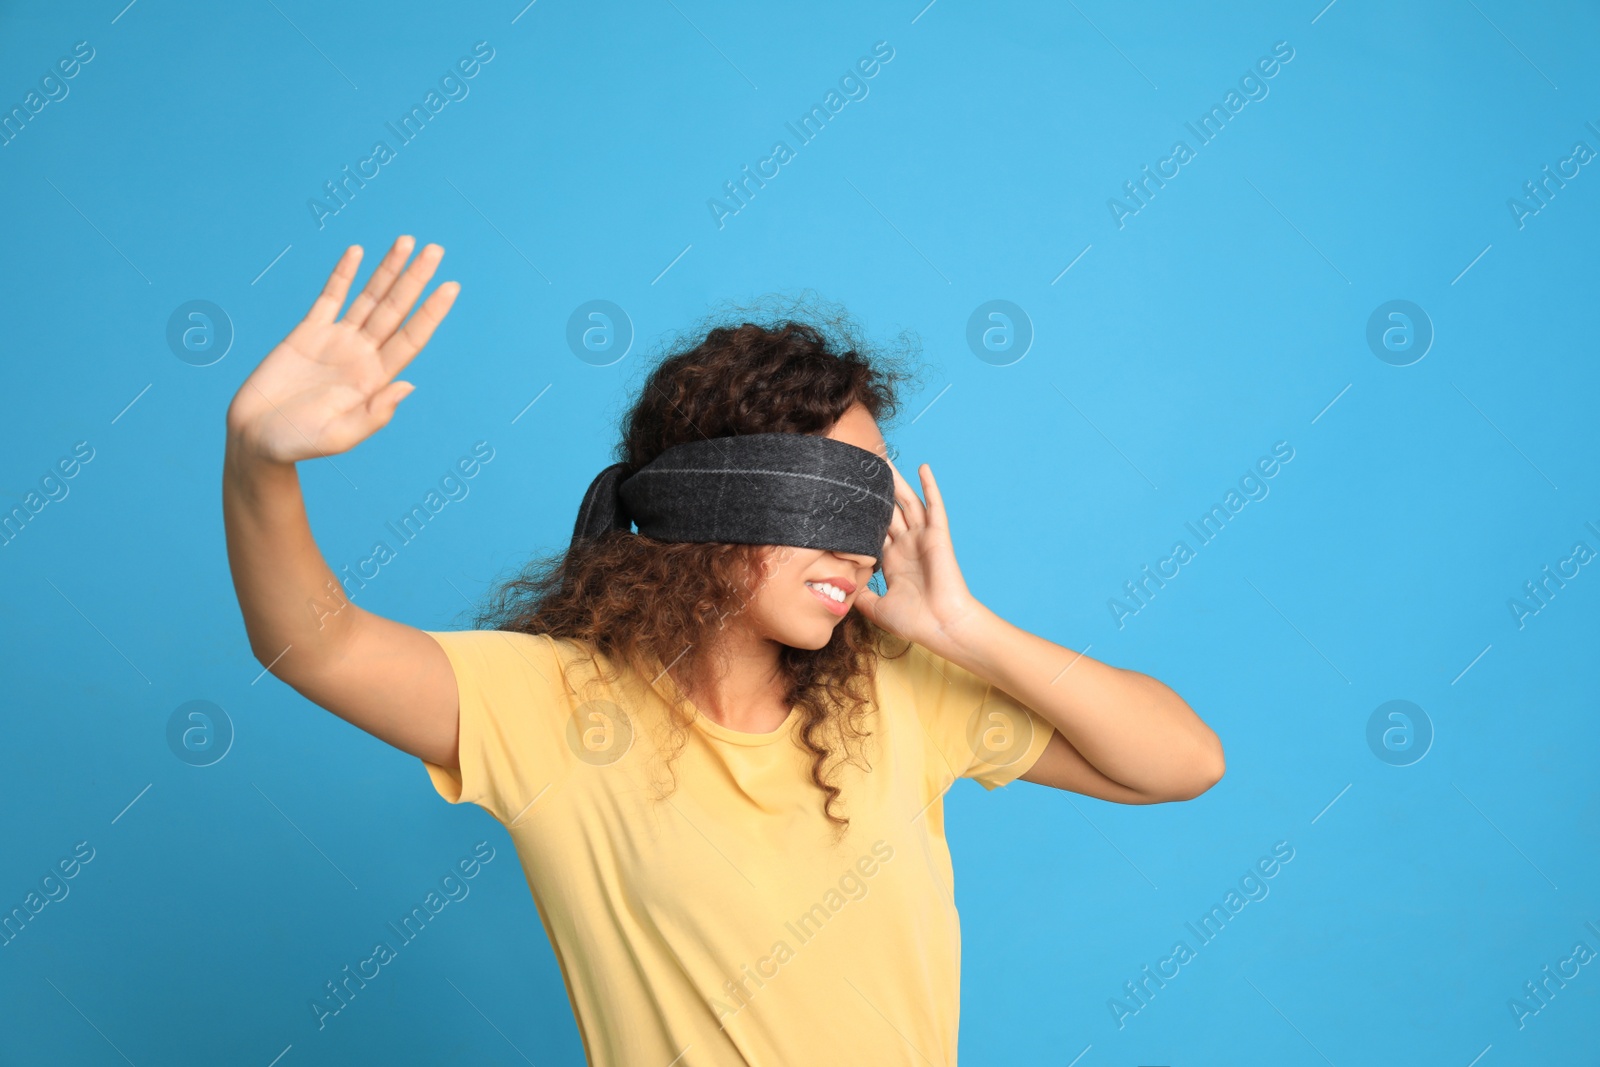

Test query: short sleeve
[903,642,1056,791]
[421,629,575,824]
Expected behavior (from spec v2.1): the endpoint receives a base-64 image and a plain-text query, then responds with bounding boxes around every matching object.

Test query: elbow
[1156,736,1225,803]
[1133,673,1225,801]
[1185,736,1227,799]
[244,633,291,677]
[1190,758,1226,800]
[1167,689,1225,800]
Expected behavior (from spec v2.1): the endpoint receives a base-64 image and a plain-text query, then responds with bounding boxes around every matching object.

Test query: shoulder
[868,635,985,702]
[860,636,995,752]
[423,627,563,666]
[423,628,614,697]
[869,636,1055,791]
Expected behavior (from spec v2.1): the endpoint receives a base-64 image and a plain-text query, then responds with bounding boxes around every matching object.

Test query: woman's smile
[804,578,853,617]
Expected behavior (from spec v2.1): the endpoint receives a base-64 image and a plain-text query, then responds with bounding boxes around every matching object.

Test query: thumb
[852,583,882,623]
[367,379,416,427]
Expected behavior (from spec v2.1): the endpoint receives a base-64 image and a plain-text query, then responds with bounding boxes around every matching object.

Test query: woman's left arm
[854,459,1225,805]
[936,602,1225,803]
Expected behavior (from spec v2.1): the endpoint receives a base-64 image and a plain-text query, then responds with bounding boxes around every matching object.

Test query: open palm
[226,236,459,463]
[853,458,982,650]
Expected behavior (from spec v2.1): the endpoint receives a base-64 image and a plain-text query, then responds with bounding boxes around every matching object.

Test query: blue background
[2,1,1597,1064]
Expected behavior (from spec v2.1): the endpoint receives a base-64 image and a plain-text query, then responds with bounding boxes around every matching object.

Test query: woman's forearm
[939,601,1224,800]
[220,238,455,684]
[221,429,357,679]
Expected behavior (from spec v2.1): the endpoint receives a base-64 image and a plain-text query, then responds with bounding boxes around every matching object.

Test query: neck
[670,625,791,733]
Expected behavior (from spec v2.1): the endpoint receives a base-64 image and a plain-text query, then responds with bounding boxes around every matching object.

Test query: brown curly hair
[469,296,925,834]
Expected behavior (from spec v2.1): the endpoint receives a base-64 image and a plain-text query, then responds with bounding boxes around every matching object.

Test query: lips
[811,576,856,594]
[806,582,850,617]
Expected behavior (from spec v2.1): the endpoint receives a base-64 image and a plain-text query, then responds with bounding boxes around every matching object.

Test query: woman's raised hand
[852,458,984,654]
[225,236,459,463]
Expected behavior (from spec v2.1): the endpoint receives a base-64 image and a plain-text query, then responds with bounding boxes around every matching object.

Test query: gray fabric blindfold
[572,433,896,563]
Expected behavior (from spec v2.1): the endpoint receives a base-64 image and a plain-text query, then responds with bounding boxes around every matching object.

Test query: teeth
[806,581,846,603]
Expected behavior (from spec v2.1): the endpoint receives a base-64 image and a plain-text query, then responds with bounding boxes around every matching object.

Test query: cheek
[743,573,796,620]
[747,578,829,631]
[743,550,833,623]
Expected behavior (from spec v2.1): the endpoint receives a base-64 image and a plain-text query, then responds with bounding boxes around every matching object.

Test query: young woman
[223,236,1224,1066]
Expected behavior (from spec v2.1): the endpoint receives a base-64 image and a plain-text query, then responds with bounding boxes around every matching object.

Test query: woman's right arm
[222,236,466,769]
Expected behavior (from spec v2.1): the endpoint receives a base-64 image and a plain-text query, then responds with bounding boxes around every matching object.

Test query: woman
[223,236,1225,1066]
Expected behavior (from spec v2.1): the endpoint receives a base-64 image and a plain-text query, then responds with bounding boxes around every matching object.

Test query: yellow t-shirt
[420,628,1055,1067]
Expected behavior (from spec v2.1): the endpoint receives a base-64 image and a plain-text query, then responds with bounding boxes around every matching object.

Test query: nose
[831,549,877,571]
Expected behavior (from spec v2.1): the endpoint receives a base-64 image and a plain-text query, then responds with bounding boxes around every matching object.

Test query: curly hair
[469,295,926,835]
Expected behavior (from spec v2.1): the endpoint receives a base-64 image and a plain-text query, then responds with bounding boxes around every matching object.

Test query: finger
[342,235,416,329]
[884,455,926,529]
[879,520,909,576]
[853,583,880,621]
[875,549,894,584]
[306,245,363,324]
[316,378,414,455]
[361,243,444,343]
[919,463,948,531]
[856,585,909,638]
[886,502,909,539]
[362,379,416,433]
[380,280,460,374]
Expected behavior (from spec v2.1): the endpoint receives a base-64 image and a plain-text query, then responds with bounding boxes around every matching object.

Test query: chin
[752,587,850,650]
[804,627,838,650]
[772,612,844,651]
[775,626,835,651]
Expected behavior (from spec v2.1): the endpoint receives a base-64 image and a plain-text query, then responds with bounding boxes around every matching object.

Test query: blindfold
[572,433,896,566]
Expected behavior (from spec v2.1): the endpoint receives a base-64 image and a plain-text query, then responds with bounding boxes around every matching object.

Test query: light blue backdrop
[2,1,1596,1064]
